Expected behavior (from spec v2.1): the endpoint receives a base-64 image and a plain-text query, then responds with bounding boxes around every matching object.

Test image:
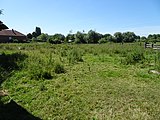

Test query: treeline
[27,27,160,44]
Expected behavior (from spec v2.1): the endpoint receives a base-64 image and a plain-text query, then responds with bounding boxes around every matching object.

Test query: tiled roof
[0,29,26,36]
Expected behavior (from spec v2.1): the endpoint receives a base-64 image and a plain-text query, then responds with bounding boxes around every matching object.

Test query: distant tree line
[27,27,160,44]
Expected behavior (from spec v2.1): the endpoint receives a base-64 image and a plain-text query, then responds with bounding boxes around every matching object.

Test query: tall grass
[0,43,160,119]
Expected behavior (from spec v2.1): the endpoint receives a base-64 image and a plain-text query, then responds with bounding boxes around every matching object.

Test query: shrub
[124,51,145,65]
[29,69,52,80]
[54,62,65,74]
[98,38,107,44]
[67,48,83,64]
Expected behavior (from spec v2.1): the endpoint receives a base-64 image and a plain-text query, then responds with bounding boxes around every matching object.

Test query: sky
[0,0,160,36]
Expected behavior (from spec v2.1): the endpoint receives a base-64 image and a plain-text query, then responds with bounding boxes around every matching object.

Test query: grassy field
[0,43,160,120]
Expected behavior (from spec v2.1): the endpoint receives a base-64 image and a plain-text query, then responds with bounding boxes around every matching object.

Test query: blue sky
[0,0,160,36]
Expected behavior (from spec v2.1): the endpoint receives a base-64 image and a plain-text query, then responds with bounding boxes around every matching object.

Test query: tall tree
[35,27,41,36]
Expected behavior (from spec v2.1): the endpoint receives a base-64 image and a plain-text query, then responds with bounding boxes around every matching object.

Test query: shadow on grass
[0,52,42,120]
[0,52,27,84]
[0,100,42,120]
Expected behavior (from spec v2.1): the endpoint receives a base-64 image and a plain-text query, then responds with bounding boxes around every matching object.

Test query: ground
[0,43,160,120]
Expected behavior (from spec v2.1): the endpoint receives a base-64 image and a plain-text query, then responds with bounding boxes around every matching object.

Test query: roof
[0,29,26,37]
[0,21,9,30]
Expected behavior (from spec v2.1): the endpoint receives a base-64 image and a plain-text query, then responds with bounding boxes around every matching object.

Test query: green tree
[98,38,108,44]
[74,31,86,44]
[103,33,114,42]
[123,32,136,42]
[27,33,32,39]
[87,30,101,43]
[66,34,75,43]
[48,34,65,44]
[37,33,49,42]
[32,32,37,38]
[114,32,123,43]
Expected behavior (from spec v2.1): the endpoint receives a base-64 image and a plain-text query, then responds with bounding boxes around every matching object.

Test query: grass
[0,43,160,119]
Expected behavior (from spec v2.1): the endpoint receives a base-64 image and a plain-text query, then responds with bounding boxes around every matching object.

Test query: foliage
[124,50,145,64]
[123,32,137,42]
[103,33,114,42]
[32,32,37,38]
[86,30,102,43]
[65,34,75,43]
[48,34,65,44]
[54,62,65,74]
[114,32,123,43]
[74,31,86,44]
[27,33,32,39]
[147,34,160,43]
[37,33,49,42]
[98,38,107,44]
[67,48,83,63]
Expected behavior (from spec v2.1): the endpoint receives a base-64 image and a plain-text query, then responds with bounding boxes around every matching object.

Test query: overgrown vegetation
[0,43,160,119]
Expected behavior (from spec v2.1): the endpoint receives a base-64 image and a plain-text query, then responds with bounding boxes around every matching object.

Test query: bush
[67,48,83,64]
[54,62,65,74]
[29,69,52,80]
[98,38,107,44]
[124,51,145,65]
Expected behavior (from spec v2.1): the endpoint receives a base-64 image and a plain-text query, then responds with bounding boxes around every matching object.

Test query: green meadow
[0,43,160,120]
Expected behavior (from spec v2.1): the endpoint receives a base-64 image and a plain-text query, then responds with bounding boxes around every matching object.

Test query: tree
[66,34,75,43]
[98,38,108,44]
[103,34,114,42]
[48,33,65,44]
[86,30,101,43]
[27,33,32,39]
[123,32,136,43]
[32,32,37,38]
[37,33,49,42]
[114,32,123,43]
[35,27,41,37]
[74,31,86,44]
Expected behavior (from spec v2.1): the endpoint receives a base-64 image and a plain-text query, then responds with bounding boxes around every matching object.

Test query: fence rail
[144,43,160,50]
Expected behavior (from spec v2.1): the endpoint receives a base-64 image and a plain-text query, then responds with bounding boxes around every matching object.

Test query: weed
[54,62,65,74]
[67,48,83,64]
[124,50,145,64]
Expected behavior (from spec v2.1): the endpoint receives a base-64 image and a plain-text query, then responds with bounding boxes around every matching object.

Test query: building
[0,29,27,43]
